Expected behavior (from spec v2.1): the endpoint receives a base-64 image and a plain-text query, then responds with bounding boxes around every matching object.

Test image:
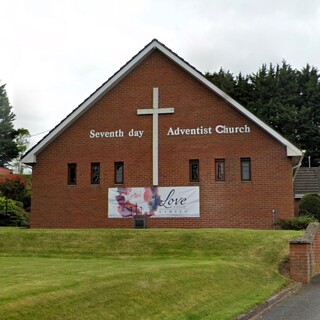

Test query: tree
[0,83,19,167]
[296,65,320,166]
[245,62,299,142]
[205,68,236,97]
[7,128,31,174]
[0,174,31,212]
[205,62,320,167]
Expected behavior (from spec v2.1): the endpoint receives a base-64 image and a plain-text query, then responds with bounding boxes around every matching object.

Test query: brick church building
[22,39,303,229]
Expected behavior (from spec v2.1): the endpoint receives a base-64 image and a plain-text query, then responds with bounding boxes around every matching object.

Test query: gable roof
[22,39,302,164]
[294,167,320,198]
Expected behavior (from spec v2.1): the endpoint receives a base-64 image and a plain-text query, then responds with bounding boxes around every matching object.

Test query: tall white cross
[137,88,174,186]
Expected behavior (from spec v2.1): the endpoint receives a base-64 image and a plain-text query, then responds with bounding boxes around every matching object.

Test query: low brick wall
[289,222,320,283]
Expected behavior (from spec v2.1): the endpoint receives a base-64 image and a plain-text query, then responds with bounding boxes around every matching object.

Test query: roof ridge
[22,39,162,159]
[22,39,303,164]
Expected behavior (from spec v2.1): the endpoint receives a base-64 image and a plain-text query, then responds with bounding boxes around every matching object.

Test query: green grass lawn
[0,228,301,320]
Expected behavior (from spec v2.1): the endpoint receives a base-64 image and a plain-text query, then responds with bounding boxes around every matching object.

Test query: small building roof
[0,167,13,175]
[294,167,320,198]
[21,39,303,164]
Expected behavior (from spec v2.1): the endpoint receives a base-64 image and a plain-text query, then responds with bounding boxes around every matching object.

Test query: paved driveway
[258,274,320,320]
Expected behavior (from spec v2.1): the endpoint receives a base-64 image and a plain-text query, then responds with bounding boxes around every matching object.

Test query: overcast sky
[1,0,320,147]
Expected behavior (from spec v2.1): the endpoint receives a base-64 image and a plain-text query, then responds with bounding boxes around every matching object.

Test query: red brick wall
[30,50,295,229]
[290,223,320,283]
[315,230,320,273]
[290,243,311,283]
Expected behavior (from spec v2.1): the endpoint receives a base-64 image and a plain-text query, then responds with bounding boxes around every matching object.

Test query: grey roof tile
[294,167,320,196]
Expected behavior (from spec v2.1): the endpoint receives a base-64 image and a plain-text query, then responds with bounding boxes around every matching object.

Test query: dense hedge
[299,194,320,220]
[0,197,27,226]
[277,215,318,230]
[0,174,30,226]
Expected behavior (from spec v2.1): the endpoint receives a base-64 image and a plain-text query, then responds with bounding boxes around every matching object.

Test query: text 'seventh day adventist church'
[22,39,303,229]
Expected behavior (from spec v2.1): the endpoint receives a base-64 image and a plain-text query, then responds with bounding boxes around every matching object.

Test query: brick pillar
[289,242,311,283]
[315,231,320,274]
[289,223,320,283]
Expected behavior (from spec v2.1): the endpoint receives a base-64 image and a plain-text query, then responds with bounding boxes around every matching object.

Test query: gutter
[292,150,305,180]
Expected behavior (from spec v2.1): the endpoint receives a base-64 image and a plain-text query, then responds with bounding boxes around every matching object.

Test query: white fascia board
[22,39,302,164]
[21,153,36,164]
[153,41,302,158]
[21,41,157,164]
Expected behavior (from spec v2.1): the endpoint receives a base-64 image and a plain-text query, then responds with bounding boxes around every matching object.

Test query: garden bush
[0,174,31,210]
[0,197,27,226]
[277,215,318,230]
[299,193,320,220]
[0,175,27,200]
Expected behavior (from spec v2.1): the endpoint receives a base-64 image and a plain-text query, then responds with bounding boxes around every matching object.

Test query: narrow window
[91,163,100,184]
[241,158,251,181]
[68,163,77,185]
[115,162,124,184]
[189,159,199,182]
[215,159,225,181]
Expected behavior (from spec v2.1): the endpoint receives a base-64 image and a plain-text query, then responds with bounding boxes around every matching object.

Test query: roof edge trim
[22,39,302,163]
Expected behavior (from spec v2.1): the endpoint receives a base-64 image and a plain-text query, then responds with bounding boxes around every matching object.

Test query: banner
[108,187,200,218]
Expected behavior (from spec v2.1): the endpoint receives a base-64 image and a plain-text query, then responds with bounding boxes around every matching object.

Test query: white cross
[137,88,174,186]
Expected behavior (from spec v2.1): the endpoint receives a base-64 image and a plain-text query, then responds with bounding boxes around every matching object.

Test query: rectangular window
[241,158,251,181]
[215,159,225,181]
[189,159,199,182]
[115,162,124,184]
[91,163,100,184]
[68,163,77,185]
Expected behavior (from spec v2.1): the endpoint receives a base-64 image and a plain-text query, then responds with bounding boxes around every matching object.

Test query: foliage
[0,197,27,226]
[0,174,28,201]
[299,193,320,220]
[277,215,318,230]
[205,62,320,166]
[0,228,301,319]
[7,128,31,174]
[0,83,19,166]
[0,83,30,168]
[21,174,32,211]
[0,174,30,211]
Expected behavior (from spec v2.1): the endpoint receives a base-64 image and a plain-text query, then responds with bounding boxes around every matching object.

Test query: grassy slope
[0,228,301,320]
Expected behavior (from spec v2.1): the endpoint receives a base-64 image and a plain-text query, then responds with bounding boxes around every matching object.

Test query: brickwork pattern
[30,50,295,229]
[290,223,320,283]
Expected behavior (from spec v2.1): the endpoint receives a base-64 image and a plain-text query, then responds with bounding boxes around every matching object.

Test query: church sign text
[167,124,251,136]
[90,129,143,138]
[89,124,251,139]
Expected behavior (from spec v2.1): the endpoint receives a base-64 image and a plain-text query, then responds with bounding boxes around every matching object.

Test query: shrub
[299,194,320,220]
[277,215,318,230]
[0,174,27,200]
[0,175,30,210]
[0,197,27,226]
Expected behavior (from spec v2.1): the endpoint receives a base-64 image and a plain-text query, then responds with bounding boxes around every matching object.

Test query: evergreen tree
[0,83,19,167]
[205,68,236,97]
[246,62,299,142]
[234,73,251,106]
[205,62,320,167]
[7,128,31,174]
[296,65,320,166]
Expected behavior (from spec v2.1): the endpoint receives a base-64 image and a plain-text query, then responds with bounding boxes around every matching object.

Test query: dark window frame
[189,159,199,182]
[68,163,77,185]
[91,162,100,184]
[215,159,225,181]
[241,158,251,181]
[114,162,124,184]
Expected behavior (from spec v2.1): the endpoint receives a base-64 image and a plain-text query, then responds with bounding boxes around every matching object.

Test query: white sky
[1,0,320,148]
